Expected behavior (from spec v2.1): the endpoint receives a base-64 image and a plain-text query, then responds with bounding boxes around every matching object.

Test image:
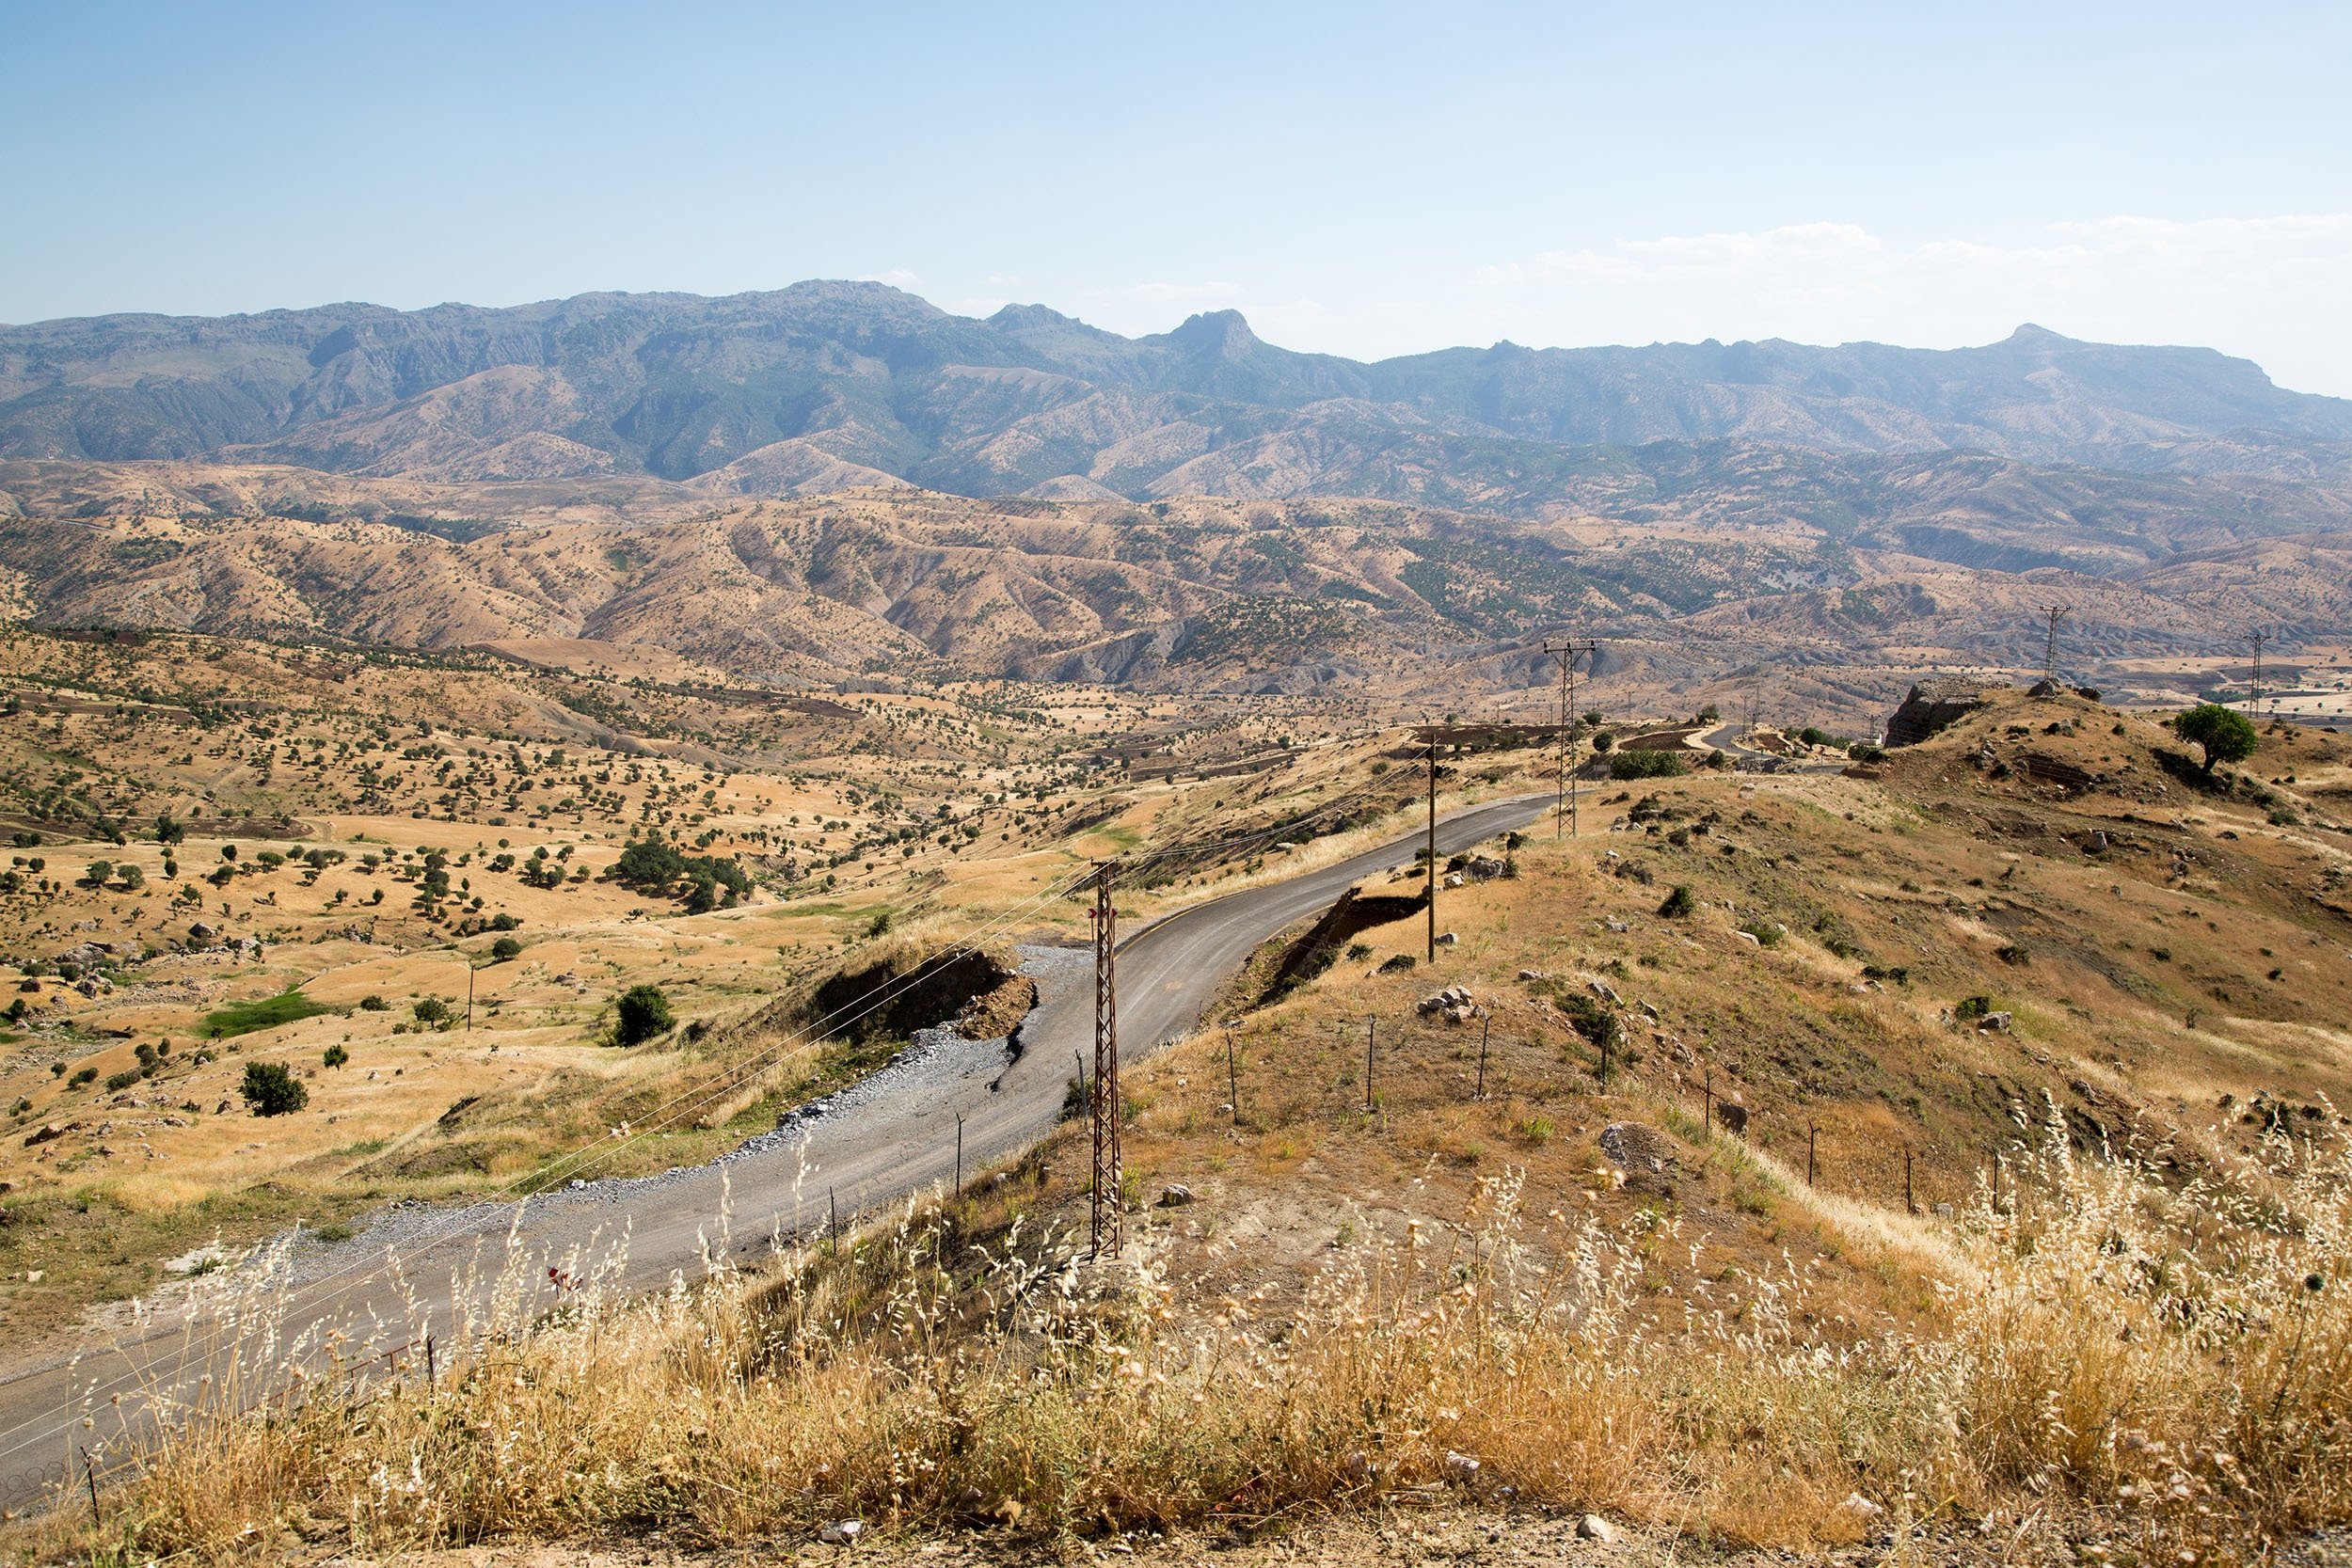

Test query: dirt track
[0,793,1550,1513]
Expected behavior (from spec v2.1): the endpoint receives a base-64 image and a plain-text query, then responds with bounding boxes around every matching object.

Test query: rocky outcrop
[1886,679,1999,747]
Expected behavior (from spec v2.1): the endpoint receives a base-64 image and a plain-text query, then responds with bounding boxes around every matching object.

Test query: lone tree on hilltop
[2172,704,2258,776]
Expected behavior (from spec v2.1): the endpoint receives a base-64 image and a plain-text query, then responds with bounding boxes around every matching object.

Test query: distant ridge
[4,280,2349,506]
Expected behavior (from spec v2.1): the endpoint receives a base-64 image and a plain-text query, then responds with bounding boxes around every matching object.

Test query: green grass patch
[200,988,335,1038]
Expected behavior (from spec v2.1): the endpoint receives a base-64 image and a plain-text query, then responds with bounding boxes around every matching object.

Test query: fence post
[1806,1122,1817,1188]
[1364,1016,1375,1114]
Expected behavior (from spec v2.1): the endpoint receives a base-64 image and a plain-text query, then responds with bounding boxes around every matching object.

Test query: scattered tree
[239,1061,309,1116]
[614,983,675,1046]
[2172,703,2258,775]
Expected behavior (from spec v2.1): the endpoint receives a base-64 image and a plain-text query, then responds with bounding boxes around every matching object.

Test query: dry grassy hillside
[15,682,2349,1565]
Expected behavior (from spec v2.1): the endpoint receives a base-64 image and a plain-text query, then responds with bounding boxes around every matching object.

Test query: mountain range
[8,282,2352,505]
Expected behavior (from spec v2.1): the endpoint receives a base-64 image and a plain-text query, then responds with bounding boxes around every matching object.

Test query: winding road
[0,791,1554,1511]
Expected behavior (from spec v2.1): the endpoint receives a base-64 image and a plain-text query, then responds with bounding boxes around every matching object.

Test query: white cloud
[861,268,921,288]
[1471,215,2352,394]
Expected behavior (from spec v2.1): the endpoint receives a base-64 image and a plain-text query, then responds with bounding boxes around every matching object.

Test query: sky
[6,1,2350,395]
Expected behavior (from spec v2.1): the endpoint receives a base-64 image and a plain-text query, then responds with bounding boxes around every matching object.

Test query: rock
[1156,1182,1195,1208]
[1436,930,1458,944]
[1841,1492,1884,1519]
[1932,1202,1956,1218]
[1637,1000,1660,1020]
[1441,872,1465,889]
[992,1498,1024,1527]
[1577,1514,1615,1543]
[1735,929,1760,945]
[1977,1010,2013,1032]
[188,922,216,941]
[1440,1449,1480,1482]
[1517,968,1549,982]
[1464,856,1507,880]
[1588,978,1621,1005]
[23,1123,67,1148]
[1716,1102,1750,1136]
[818,1520,864,1545]
[1343,1450,1375,1484]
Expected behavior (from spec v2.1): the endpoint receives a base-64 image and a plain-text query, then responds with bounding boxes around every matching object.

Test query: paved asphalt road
[0,790,1555,1510]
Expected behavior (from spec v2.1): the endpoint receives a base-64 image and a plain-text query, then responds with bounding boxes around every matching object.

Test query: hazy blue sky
[7,2,2349,393]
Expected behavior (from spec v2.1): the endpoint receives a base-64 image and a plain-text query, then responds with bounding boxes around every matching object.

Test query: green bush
[1610,749,1689,780]
[614,984,675,1046]
[489,936,524,962]
[1658,885,1696,918]
[239,1061,309,1117]
[323,1042,349,1069]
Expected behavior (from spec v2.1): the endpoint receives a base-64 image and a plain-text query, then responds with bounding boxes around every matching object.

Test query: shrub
[358,994,388,1011]
[1657,885,1696,917]
[239,1061,308,1117]
[489,912,521,931]
[412,997,453,1025]
[69,1066,97,1086]
[489,936,523,962]
[323,1043,349,1069]
[614,984,675,1046]
[1610,749,1689,780]
[104,1069,143,1092]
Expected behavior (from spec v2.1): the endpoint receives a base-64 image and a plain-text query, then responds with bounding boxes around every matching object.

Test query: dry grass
[33,1103,2351,1565]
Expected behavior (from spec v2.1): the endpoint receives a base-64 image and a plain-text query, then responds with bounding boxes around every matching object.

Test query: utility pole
[1424,743,1438,962]
[1542,638,1597,839]
[1226,1027,1239,1127]
[1088,861,1121,1260]
[2247,629,2270,716]
[2040,605,2070,686]
[465,961,475,1032]
[1365,1016,1376,1114]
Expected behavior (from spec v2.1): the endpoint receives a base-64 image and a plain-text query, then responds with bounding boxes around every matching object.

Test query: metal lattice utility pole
[1542,638,1597,839]
[2040,605,2070,685]
[1088,861,1121,1260]
[2247,629,2270,716]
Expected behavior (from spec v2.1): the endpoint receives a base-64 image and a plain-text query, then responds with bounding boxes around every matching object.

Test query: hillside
[6,284,2351,501]
[6,465,2352,736]
[5,657,2347,1564]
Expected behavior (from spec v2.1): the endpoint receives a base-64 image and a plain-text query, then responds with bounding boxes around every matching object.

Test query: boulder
[1716,1102,1750,1136]
[1977,1010,2013,1032]
[1577,1515,1615,1543]
[1156,1182,1196,1208]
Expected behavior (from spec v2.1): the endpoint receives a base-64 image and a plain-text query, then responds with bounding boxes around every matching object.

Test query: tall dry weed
[41,1105,2350,1563]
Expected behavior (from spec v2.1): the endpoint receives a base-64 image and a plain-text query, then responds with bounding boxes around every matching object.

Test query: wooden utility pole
[1806,1122,1818,1187]
[1226,1027,1240,1127]
[1542,638,1597,839]
[2247,629,2270,716]
[1476,1010,1489,1099]
[1364,1016,1376,1114]
[1088,861,1121,1259]
[1424,744,1438,961]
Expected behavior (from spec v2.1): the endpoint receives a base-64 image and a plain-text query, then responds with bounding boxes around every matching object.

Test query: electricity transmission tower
[2039,605,2070,685]
[2246,629,2270,716]
[1088,861,1120,1259]
[1542,637,1597,839]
